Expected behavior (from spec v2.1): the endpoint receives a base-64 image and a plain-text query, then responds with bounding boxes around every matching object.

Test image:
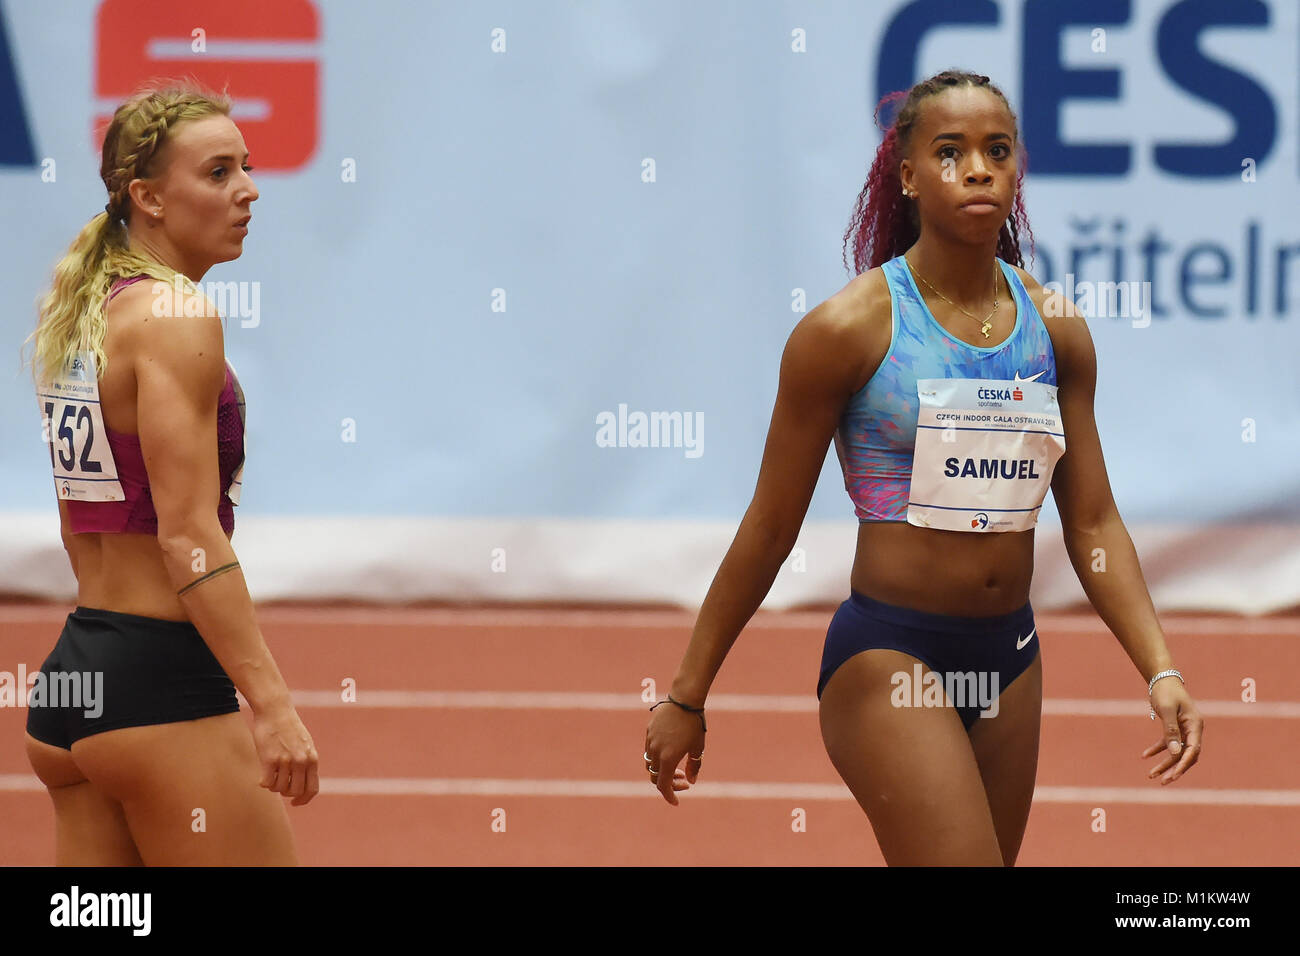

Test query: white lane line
[1042,699,1300,718]
[253,608,1300,635]
[1030,786,1300,807]
[286,689,1300,718]
[2,605,1297,634]
[290,690,815,711]
[3,773,1291,805]
[1,773,1295,805]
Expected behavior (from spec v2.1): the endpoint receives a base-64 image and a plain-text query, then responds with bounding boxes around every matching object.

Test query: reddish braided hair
[842,69,1034,275]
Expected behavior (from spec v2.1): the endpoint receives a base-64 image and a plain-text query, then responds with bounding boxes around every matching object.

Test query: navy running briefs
[818,589,1039,730]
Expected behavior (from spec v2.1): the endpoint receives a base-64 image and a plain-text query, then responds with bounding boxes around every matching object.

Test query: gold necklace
[905,257,1000,339]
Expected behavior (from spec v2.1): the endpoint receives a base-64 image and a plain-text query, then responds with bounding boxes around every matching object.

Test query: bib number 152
[37,350,123,502]
[44,401,103,474]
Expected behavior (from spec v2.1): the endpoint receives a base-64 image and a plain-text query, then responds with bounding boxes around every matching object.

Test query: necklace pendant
[980,321,992,338]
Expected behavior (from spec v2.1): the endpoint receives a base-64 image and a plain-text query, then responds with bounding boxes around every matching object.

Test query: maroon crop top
[64,275,246,536]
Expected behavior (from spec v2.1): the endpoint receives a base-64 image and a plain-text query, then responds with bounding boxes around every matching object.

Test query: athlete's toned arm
[1035,288,1172,677]
[646,275,888,804]
[134,307,286,706]
[671,287,882,704]
[132,292,319,804]
[1027,275,1202,782]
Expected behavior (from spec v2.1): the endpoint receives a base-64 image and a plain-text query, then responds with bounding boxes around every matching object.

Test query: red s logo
[94,0,319,170]
[1012,388,1023,401]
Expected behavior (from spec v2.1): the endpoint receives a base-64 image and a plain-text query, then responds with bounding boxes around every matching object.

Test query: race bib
[907,378,1066,532]
[226,360,246,506]
[37,351,124,502]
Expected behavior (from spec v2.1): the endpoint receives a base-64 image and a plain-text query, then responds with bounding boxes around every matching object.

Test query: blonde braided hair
[23,82,232,386]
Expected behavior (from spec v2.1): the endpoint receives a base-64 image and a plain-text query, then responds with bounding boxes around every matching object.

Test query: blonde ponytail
[22,81,231,386]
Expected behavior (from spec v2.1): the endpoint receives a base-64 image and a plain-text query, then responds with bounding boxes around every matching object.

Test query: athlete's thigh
[71,713,298,866]
[25,733,143,866]
[966,651,1042,866]
[819,648,1004,866]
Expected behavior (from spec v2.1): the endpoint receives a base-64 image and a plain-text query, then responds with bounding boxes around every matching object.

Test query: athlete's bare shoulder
[798,265,893,395]
[1006,260,1095,391]
[105,276,219,331]
[106,278,226,396]
[1006,262,1084,328]
[105,277,225,359]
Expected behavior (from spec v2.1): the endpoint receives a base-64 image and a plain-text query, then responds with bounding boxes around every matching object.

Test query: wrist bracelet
[650,694,707,733]
[1148,669,1183,696]
[1147,668,1184,720]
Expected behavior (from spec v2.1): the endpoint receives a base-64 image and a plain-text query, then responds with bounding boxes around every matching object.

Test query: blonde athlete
[23,84,316,865]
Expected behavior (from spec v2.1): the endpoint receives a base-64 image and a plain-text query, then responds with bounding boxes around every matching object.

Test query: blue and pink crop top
[834,255,1057,521]
[65,275,246,535]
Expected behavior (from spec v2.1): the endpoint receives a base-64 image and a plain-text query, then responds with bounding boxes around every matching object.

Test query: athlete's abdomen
[70,527,234,622]
[851,516,1036,616]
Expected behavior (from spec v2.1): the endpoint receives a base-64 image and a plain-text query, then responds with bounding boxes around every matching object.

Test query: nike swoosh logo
[1014,370,1047,383]
[1016,628,1036,650]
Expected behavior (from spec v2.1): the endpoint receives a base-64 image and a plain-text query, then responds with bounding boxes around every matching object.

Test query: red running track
[1,603,1297,865]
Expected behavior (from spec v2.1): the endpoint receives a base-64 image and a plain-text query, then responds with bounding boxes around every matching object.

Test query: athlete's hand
[1142,680,1202,785]
[252,701,320,806]
[644,699,706,806]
